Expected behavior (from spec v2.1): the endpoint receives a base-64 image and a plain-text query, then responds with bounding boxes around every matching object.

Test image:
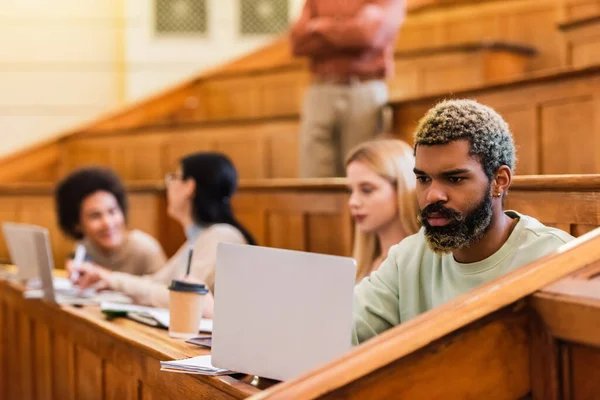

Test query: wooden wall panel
[559,0,600,22]
[6,306,20,400]
[323,310,531,400]
[259,70,309,118]
[215,136,268,180]
[18,314,34,400]
[33,322,54,400]
[0,300,4,400]
[105,362,138,400]
[540,96,598,174]
[114,136,165,181]
[306,214,352,256]
[267,213,306,252]
[235,211,266,246]
[65,138,115,171]
[398,0,561,71]
[53,333,76,400]
[76,346,104,400]
[0,280,257,400]
[571,37,600,68]
[205,77,261,121]
[504,4,562,70]
[268,133,299,179]
[0,143,62,184]
[162,132,216,174]
[62,120,299,182]
[495,105,539,175]
[128,193,169,254]
[393,69,600,175]
[569,343,600,399]
[141,386,156,400]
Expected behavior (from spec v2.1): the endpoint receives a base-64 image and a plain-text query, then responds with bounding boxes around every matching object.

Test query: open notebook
[101,302,213,332]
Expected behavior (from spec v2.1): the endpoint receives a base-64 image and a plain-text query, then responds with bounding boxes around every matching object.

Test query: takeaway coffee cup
[168,280,209,339]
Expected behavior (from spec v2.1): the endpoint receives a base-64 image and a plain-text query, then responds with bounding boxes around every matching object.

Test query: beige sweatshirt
[82,229,166,275]
[106,224,247,308]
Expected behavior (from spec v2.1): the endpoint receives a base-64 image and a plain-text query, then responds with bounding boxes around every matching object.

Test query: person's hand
[67,261,111,290]
[181,276,214,318]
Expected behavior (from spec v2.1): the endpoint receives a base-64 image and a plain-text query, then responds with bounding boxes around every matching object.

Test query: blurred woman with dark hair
[56,167,166,276]
[70,153,256,316]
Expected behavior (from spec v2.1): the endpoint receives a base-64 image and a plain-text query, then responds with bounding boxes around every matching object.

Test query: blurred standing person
[290,0,406,177]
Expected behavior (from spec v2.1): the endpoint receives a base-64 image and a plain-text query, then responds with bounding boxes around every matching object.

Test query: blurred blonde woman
[346,139,420,281]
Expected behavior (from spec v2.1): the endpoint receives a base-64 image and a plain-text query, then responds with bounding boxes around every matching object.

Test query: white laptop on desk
[211,243,357,381]
[3,222,131,305]
[3,222,41,281]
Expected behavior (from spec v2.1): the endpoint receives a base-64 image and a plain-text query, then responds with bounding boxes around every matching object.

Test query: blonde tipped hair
[346,139,420,281]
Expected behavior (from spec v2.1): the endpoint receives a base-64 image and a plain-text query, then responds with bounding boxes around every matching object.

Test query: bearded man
[352,99,574,345]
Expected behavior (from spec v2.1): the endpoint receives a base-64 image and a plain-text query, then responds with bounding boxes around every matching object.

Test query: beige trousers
[299,80,389,178]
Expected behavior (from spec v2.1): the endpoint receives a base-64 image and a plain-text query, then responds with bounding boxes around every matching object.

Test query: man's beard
[419,188,493,254]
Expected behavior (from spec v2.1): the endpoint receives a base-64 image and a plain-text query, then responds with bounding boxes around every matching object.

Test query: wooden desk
[0,277,261,400]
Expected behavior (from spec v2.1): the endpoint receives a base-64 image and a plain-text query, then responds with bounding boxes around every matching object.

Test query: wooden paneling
[569,344,600,399]
[18,314,34,400]
[306,214,352,257]
[162,133,216,174]
[34,322,54,400]
[128,192,170,254]
[529,314,561,400]
[66,135,165,181]
[559,0,600,23]
[0,142,62,184]
[105,362,138,400]
[0,300,4,400]
[531,268,600,400]
[0,279,260,400]
[505,190,600,235]
[389,46,533,100]
[393,68,600,175]
[398,0,561,71]
[234,184,352,256]
[267,214,306,252]
[216,137,268,181]
[495,105,539,175]
[325,310,531,399]
[62,120,299,181]
[541,96,599,174]
[53,333,76,400]
[0,175,599,272]
[6,306,20,400]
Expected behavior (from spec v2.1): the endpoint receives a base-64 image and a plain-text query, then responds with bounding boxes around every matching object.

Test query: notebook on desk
[101,302,213,332]
[211,243,357,381]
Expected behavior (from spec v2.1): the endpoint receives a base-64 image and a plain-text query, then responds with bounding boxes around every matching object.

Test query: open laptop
[211,243,357,381]
[3,222,131,305]
[3,222,41,281]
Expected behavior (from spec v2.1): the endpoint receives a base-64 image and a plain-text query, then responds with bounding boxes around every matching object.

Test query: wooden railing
[1,175,600,270]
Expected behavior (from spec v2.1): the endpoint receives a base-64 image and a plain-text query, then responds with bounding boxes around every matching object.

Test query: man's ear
[492,165,512,198]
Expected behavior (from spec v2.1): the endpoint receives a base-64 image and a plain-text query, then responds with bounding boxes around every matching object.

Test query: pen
[185,246,193,278]
[71,244,86,282]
